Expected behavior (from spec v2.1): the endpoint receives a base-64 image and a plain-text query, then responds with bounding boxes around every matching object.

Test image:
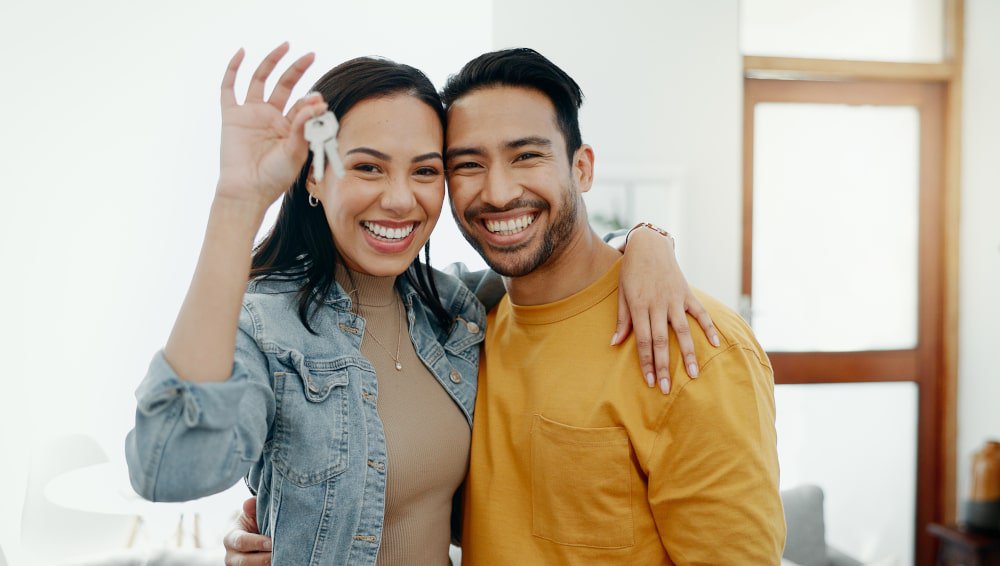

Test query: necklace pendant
[395,361,403,371]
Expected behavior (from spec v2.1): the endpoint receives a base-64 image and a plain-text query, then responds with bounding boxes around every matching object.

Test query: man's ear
[572,144,595,193]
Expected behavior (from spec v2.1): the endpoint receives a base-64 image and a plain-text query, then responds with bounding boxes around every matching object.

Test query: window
[741,3,962,564]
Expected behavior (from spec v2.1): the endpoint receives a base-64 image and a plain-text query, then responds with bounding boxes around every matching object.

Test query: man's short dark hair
[441,48,584,163]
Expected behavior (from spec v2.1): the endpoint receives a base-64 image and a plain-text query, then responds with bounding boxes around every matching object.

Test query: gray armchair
[781,484,863,566]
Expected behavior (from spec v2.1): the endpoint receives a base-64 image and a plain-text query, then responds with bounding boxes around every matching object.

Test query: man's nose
[481,166,523,209]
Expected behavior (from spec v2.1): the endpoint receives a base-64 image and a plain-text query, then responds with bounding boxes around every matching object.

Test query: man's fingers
[671,305,698,379]
[612,285,633,346]
[225,531,272,553]
[650,309,671,394]
[225,551,272,566]
[242,496,257,517]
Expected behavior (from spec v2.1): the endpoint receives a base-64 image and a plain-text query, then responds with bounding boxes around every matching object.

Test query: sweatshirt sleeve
[125,305,274,502]
[646,345,786,565]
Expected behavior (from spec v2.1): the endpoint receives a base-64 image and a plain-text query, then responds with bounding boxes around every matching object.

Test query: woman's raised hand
[216,42,327,209]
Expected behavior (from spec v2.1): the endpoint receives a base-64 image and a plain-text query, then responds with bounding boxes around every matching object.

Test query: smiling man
[441,49,785,565]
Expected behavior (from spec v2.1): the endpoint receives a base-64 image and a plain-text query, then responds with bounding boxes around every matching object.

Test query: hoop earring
[309,194,320,208]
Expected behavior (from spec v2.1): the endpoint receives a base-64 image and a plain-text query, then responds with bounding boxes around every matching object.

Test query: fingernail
[688,363,699,378]
[711,335,720,347]
[645,372,655,387]
[263,539,272,550]
[610,332,619,346]
[659,377,671,394]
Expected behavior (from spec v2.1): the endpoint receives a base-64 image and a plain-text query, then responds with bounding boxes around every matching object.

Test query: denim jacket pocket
[271,352,352,487]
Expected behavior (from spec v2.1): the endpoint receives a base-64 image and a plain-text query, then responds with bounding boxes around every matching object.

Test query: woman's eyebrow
[412,152,443,163]
[345,147,391,160]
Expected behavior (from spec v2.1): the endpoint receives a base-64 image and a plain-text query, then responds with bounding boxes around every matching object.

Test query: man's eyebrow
[345,147,390,160]
[506,136,552,150]
[412,152,443,163]
[444,146,485,161]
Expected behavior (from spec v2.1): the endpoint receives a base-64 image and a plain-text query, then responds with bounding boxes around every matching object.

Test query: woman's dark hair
[250,57,452,333]
[441,48,584,163]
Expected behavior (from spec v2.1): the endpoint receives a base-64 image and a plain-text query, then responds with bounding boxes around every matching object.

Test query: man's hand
[224,497,273,566]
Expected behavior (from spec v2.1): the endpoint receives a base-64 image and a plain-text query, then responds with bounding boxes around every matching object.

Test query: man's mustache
[463,198,549,223]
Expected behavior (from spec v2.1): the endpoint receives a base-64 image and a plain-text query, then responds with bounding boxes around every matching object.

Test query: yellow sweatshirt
[462,259,785,565]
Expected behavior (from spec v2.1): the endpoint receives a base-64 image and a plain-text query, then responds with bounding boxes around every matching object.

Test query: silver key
[324,136,345,178]
[304,112,339,182]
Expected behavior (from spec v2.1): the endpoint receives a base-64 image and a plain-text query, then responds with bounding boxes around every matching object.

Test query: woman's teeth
[485,214,535,236]
[362,221,415,241]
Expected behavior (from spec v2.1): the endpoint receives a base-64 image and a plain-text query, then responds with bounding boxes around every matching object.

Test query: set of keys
[304,111,346,182]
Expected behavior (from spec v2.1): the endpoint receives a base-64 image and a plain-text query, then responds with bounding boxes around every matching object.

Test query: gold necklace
[360,297,403,371]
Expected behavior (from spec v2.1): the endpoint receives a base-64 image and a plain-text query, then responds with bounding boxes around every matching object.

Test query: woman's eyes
[354,163,382,174]
[352,163,441,177]
[414,166,441,177]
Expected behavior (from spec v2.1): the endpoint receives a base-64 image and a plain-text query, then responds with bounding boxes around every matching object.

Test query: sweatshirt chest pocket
[272,357,352,487]
[530,414,635,549]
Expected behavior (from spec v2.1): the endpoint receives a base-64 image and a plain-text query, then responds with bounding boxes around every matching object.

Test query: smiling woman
[311,94,446,278]
[124,45,487,565]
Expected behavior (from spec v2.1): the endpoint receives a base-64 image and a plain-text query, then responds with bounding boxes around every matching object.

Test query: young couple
[126,44,784,565]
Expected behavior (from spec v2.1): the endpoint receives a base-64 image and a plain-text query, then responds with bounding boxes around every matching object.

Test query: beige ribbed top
[336,267,470,566]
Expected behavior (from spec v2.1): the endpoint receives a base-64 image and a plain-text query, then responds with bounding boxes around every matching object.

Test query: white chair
[20,434,137,565]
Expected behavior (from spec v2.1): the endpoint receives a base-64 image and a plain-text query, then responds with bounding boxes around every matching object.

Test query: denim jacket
[126,266,488,566]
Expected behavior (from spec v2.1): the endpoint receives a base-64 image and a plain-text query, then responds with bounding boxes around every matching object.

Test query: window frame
[740,2,963,563]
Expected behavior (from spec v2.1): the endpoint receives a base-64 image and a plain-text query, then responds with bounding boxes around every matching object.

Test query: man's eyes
[447,153,542,171]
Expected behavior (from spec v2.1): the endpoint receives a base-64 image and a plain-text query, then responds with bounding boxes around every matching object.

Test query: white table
[45,462,252,548]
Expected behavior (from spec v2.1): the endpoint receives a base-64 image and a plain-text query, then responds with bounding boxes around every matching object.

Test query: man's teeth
[362,221,415,241]
[485,214,535,236]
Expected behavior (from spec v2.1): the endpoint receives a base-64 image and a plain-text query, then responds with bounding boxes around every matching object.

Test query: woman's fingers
[630,304,657,389]
[286,94,327,160]
[268,51,316,111]
[221,48,245,108]
[612,280,633,347]
[670,305,699,379]
[650,308,672,394]
[246,42,290,102]
[688,298,721,348]
[288,93,327,132]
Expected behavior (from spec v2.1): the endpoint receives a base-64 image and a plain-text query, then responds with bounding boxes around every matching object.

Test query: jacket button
[466,321,480,334]
[449,370,462,384]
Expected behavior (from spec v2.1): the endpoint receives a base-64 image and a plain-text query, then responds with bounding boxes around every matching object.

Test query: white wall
[492,0,744,307]
[957,0,1000,507]
[0,0,493,558]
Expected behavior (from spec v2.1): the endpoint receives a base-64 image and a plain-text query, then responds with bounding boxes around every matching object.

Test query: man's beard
[452,180,580,277]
